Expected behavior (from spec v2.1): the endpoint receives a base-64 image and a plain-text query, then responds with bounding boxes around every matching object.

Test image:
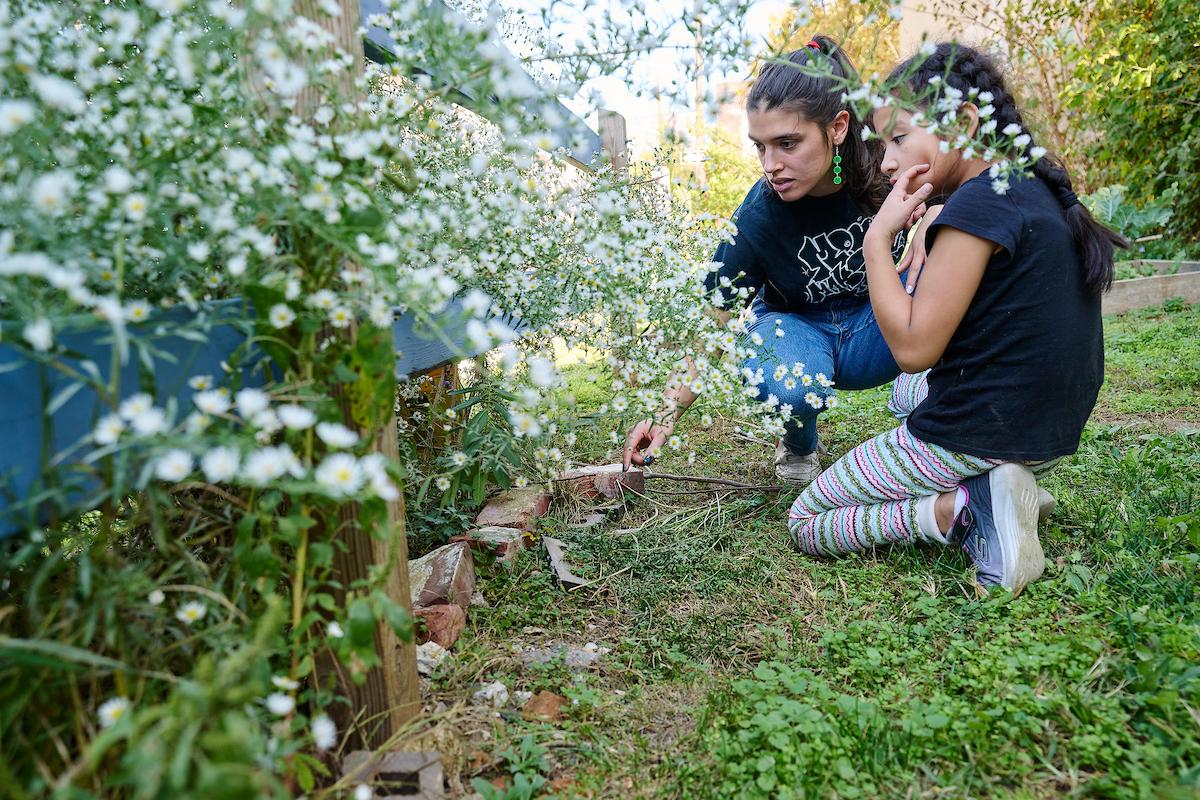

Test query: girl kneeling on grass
[788,43,1125,595]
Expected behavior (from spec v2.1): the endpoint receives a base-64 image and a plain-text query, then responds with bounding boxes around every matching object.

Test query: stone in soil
[472,680,510,709]
[474,487,551,531]
[414,604,466,648]
[408,541,476,609]
[558,463,645,499]
[522,690,568,721]
[518,644,604,670]
[415,641,448,676]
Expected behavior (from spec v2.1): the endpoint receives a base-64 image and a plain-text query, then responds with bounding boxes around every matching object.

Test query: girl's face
[873,105,982,194]
[747,107,846,201]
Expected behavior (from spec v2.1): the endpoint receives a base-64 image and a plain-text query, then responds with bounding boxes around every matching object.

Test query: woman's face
[747,107,843,201]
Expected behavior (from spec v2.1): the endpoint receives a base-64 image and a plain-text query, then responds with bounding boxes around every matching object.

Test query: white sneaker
[774,440,822,484]
[1037,487,1056,522]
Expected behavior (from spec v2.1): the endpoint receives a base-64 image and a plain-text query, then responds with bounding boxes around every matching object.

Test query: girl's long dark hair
[747,35,888,214]
[888,43,1126,293]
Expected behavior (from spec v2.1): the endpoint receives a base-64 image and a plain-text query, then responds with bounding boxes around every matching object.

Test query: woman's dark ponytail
[748,35,889,214]
[888,44,1127,293]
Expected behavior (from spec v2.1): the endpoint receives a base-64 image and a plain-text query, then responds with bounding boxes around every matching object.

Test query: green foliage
[471,736,551,800]
[1062,0,1200,243]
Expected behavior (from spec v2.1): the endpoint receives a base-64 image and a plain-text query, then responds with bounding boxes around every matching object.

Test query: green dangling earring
[832,143,843,186]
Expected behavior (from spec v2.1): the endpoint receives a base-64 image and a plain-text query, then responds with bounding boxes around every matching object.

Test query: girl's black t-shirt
[705,180,901,312]
[907,173,1104,461]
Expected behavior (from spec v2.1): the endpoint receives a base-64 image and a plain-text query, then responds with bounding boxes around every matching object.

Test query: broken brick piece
[408,541,476,609]
[522,690,568,721]
[474,487,550,531]
[558,463,645,499]
[414,604,467,648]
[449,526,525,564]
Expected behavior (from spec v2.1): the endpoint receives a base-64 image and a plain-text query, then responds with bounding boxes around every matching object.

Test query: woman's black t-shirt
[704,179,901,312]
[907,174,1104,461]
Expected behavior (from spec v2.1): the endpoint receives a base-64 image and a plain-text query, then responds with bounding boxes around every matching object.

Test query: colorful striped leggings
[788,371,1058,556]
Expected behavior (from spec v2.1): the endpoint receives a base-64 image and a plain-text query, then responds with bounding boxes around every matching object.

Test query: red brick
[558,463,644,499]
[408,542,476,609]
[414,604,466,648]
[474,488,550,531]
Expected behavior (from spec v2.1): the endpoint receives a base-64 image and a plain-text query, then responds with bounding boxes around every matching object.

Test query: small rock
[414,604,466,648]
[513,690,534,706]
[558,463,645,499]
[522,690,568,721]
[408,541,476,609]
[474,488,550,531]
[519,645,602,671]
[416,641,448,675]
[472,681,510,709]
[469,590,490,608]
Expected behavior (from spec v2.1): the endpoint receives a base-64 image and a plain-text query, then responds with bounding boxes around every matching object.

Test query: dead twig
[643,472,787,492]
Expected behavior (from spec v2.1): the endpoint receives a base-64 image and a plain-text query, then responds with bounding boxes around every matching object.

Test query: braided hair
[888,43,1125,293]
[748,35,889,215]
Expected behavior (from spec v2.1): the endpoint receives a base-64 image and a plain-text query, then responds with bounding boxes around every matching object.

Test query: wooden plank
[1120,259,1200,276]
[1104,269,1200,316]
[298,0,419,750]
[359,0,602,170]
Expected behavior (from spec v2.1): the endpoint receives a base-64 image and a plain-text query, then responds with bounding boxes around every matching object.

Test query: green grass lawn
[417,302,1200,799]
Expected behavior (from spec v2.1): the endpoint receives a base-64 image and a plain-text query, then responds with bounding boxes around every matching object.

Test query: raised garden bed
[1104,259,1200,315]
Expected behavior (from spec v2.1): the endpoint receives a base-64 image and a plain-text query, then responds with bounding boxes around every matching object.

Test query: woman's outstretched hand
[623,417,673,469]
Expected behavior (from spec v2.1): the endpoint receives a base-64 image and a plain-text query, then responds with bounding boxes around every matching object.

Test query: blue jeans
[743,297,899,456]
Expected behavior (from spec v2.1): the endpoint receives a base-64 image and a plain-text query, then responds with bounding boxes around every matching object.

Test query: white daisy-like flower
[188,375,213,391]
[277,404,316,429]
[327,621,344,638]
[117,393,152,419]
[125,300,152,323]
[528,357,557,388]
[22,317,53,351]
[235,388,270,417]
[791,362,806,377]
[193,390,231,415]
[307,289,336,310]
[992,179,1010,195]
[176,601,206,625]
[124,193,148,221]
[315,453,364,496]
[316,422,358,448]
[30,74,86,113]
[312,715,337,751]
[187,241,211,262]
[1002,123,1022,137]
[450,451,467,467]
[773,364,788,382]
[201,446,240,483]
[103,166,134,194]
[268,303,295,329]
[97,697,131,728]
[265,693,295,716]
[130,407,168,436]
[804,392,823,409]
[329,306,352,328]
[514,475,529,488]
[148,589,166,606]
[354,784,373,800]
[242,447,287,485]
[271,675,300,691]
[32,171,77,216]
[0,99,35,134]
[93,414,125,445]
[435,476,451,491]
[154,449,193,482]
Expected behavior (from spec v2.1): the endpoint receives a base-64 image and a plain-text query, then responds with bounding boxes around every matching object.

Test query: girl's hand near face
[866,163,933,245]
[897,203,944,293]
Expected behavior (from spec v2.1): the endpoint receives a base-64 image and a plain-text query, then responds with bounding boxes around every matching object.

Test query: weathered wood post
[296,0,420,748]
[599,109,629,172]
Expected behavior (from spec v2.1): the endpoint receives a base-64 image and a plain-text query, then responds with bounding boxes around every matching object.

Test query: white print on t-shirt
[795,215,872,303]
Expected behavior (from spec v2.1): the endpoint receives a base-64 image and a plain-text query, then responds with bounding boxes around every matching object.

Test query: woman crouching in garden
[623,36,919,484]
[789,43,1125,595]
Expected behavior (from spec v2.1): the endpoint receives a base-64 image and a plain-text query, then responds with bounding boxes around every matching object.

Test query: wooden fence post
[599,109,629,172]
[295,0,420,749]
